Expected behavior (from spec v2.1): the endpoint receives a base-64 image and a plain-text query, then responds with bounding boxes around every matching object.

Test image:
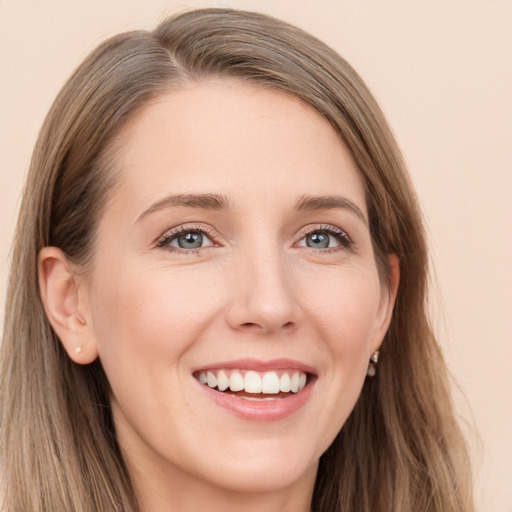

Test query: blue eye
[305,232,332,248]
[297,227,352,250]
[173,231,207,249]
[158,227,215,251]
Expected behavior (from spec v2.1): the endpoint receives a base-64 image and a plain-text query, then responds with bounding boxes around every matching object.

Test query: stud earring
[75,346,82,354]
[367,350,379,377]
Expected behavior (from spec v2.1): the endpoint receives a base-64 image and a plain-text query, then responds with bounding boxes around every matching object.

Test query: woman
[0,8,474,512]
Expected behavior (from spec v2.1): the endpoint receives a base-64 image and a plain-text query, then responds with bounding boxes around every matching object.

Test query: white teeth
[299,373,307,391]
[261,372,280,394]
[217,370,229,391]
[290,372,300,393]
[197,369,308,394]
[280,373,291,392]
[244,371,262,393]
[229,372,244,392]
[206,371,217,388]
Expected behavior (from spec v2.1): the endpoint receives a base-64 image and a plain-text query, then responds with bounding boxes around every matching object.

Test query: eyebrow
[294,194,368,224]
[136,193,230,223]
[136,192,367,225]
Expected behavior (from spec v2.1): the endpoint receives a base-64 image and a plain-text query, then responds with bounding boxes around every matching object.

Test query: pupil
[178,232,203,249]
[307,232,329,249]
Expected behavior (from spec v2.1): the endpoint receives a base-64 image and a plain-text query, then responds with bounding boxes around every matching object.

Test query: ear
[38,247,98,364]
[371,253,400,352]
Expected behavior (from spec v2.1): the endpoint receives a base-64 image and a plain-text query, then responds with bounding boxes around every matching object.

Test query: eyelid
[294,224,353,250]
[155,223,220,252]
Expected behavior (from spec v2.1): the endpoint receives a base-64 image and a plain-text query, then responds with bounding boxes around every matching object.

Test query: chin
[198,453,318,495]
[182,430,324,495]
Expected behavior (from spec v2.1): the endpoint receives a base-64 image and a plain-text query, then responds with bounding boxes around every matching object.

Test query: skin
[39,80,399,512]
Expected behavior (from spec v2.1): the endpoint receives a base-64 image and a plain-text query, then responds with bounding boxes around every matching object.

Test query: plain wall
[1,1,511,510]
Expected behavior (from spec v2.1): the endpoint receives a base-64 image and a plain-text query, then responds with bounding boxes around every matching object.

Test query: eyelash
[295,224,353,253]
[156,224,219,254]
[156,224,353,254]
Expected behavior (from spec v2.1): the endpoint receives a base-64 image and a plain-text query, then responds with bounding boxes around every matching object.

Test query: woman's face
[81,81,397,498]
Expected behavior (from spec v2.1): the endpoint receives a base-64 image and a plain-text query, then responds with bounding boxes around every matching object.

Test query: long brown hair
[1,8,474,511]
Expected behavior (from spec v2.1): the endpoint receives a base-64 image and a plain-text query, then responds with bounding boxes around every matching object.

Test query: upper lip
[193,358,317,375]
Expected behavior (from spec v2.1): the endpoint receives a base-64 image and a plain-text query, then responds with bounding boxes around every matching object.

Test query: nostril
[238,320,296,334]
[240,322,263,330]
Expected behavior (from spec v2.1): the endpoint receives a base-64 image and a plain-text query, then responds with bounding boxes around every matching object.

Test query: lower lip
[197,380,315,422]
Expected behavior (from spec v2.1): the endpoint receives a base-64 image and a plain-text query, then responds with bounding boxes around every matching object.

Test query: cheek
[88,260,224,375]
[299,267,383,443]
[86,259,229,460]
[302,265,383,352]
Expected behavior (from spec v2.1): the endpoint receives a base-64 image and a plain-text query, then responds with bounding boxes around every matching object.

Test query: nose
[224,246,300,335]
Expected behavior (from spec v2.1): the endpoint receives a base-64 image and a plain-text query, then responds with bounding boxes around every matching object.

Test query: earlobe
[38,247,98,364]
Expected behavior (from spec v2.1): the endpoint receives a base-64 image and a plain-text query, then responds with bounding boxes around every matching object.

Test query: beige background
[1,1,511,510]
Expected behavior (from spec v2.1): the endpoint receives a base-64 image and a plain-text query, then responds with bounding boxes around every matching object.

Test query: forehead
[108,80,366,218]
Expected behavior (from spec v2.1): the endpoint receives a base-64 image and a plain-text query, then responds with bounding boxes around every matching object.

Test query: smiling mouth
[194,369,310,401]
